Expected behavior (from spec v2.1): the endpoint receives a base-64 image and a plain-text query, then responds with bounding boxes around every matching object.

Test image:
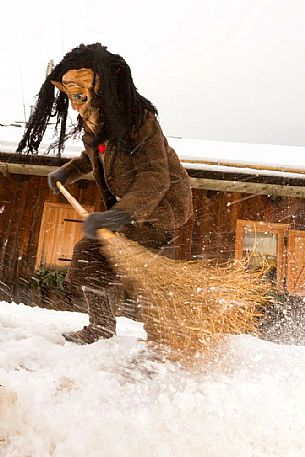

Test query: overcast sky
[1,0,305,146]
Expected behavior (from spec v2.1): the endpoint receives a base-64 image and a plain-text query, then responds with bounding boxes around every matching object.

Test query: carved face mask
[51,68,100,131]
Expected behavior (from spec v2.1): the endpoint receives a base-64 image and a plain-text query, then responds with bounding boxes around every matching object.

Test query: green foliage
[32,267,66,291]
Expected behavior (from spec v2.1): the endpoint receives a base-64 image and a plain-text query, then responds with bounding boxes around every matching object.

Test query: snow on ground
[0,301,305,457]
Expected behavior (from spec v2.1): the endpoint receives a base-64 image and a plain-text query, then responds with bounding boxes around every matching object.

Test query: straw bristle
[100,232,270,365]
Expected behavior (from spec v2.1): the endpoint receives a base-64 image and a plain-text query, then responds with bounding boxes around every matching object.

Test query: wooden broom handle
[56,181,114,241]
[56,181,88,220]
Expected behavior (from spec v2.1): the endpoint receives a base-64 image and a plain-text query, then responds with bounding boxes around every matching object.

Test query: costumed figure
[17,43,193,344]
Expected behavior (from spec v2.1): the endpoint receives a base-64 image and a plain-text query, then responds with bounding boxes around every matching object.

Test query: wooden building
[1,129,305,307]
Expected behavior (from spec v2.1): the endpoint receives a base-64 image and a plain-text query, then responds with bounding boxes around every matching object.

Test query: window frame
[235,220,290,291]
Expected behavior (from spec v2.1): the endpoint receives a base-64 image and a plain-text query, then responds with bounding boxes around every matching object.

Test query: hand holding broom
[56,181,131,240]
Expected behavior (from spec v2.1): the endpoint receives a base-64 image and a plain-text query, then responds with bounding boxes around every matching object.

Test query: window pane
[242,231,278,270]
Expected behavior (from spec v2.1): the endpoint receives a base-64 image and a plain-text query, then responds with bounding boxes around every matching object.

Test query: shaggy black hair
[17,43,158,155]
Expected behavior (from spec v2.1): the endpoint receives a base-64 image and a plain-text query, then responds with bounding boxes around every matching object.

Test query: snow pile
[0,301,305,457]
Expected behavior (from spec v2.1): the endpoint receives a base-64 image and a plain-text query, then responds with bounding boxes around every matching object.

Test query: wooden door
[35,202,94,269]
[287,230,305,296]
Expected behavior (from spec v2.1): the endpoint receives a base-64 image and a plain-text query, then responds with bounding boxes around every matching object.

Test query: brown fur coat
[60,112,193,230]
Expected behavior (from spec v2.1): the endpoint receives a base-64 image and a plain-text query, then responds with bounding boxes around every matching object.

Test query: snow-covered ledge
[2,125,305,197]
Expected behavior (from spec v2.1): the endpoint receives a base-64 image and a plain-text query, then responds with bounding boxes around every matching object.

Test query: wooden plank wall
[191,189,305,261]
[2,176,305,304]
[0,174,103,304]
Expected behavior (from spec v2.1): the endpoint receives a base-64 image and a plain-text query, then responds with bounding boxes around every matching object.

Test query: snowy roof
[169,137,305,170]
[2,124,305,179]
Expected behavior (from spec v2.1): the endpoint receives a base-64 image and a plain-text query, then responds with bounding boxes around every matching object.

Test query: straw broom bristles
[99,230,270,364]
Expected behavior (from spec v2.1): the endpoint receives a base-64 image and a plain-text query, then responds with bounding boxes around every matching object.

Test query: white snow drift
[0,301,305,457]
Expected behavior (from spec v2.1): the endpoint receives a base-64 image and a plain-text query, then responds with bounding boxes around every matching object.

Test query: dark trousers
[65,223,178,324]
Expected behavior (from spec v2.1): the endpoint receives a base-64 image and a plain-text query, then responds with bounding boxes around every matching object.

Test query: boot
[63,286,116,344]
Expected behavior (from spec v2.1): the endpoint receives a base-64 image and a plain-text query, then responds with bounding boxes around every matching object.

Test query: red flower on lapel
[98,143,107,154]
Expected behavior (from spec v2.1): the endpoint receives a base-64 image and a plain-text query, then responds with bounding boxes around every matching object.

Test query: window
[235,220,290,291]
[36,202,94,270]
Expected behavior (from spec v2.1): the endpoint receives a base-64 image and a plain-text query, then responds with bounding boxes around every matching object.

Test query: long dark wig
[17,43,158,155]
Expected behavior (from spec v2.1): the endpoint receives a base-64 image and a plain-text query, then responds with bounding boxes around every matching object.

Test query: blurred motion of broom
[57,182,270,364]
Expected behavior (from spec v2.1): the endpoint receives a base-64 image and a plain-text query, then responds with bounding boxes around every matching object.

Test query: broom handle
[56,181,88,220]
[55,181,114,240]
